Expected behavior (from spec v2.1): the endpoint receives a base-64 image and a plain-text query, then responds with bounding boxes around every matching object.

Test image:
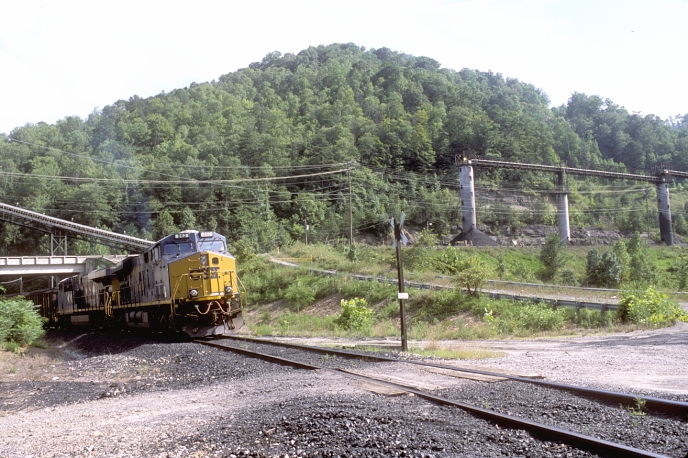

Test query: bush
[485,300,566,335]
[407,289,464,323]
[454,256,493,298]
[334,298,374,330]
[540,233,564,280]
[283,282,316,312]
[617,288,688,327]
[560,270,578,286]
[0,299,45,347]
[586,249,622,287]
[437,247,465,274]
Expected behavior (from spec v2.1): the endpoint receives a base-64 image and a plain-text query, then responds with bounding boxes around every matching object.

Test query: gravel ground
[1,327,687,457]
[276,322,688,396]
[210,338,688,457]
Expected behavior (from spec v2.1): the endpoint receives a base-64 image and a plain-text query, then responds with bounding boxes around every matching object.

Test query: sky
[0,0,686,135]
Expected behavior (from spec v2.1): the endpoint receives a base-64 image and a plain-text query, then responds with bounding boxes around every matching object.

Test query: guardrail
[270,257,618,312]
[278,255,313,263]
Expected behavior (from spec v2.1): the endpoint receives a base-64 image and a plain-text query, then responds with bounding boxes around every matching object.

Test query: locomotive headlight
[224,286,233,295]
[200,254,208,266]
[189,289,199,298]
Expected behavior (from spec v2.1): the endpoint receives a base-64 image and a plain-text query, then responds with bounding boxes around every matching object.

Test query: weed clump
[617,288,688,326]
[335,298,374,330]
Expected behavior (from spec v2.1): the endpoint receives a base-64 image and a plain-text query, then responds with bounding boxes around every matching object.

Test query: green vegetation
[240,243,687,342]
[586,248,622,287]
[1,44,688,257]
[616,288,688,327]
[406,346,503,360]
[0,298,45,351]
[334,298,374,330]
[1,44,687,346]
[539,233,565,280]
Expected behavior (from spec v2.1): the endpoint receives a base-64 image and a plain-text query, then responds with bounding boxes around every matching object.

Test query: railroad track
[212,335,688,418]
[195,337,681,458]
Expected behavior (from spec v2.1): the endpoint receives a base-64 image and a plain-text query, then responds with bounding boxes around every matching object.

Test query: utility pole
[304,219,309,245]
[645,188,650,244]
[348,169,353,247]
[391,213,408,352]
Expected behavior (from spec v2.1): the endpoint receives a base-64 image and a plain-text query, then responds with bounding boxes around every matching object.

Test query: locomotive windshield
[198,240,226,252]
[162,242,194,255]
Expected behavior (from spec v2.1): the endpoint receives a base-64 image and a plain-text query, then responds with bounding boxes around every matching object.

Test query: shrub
[334,298,374,330]
[437,247,465,274]
[407,289,464,323]
[617,288,688,326]
[454,256,493,298]
[487,301,566,335]
[540,233,564,280]
[404,245,437,272]
[378,302,400,320]
[0,299,45,347]
[560,270,578,286]
[586,249,622,287]
[613,240,631,282]
[283,282,316,312]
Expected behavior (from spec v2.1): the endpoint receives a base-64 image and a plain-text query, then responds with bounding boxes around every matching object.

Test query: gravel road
[1,326,687,458]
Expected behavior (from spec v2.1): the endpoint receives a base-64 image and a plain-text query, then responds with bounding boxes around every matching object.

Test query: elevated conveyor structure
[0,255,127,276]
[0,202,154,253]
[459,158,677,245]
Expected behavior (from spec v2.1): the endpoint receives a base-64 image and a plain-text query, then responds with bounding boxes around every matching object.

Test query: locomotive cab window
[198,240,226,252]
[162,242,194,255]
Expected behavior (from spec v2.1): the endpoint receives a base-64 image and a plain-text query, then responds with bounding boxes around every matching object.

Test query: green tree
[178,207,197,231]
[674,214,688,236]
[539,233,564,281]
[454,256,493,298]
[586,249,622,287]
[626,232,657,285]
[153,210,178,240]
[612,240,631,282]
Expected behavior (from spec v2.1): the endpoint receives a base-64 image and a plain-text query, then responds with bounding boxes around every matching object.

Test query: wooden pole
[348,170,353,247]
[394,217,408,352]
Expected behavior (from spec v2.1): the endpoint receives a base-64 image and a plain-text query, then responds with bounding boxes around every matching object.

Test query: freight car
[28,230,244,338]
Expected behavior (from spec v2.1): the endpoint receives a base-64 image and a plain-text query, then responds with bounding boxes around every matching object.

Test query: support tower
[458,158,476,234]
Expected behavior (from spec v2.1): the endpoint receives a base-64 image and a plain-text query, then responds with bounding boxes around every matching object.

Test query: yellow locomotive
[34,230,244,337]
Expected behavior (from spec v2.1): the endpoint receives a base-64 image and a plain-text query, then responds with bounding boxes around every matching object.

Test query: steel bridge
[458,158,680,245]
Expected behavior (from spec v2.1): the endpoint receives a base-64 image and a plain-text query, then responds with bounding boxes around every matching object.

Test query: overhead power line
[0,167,353,184]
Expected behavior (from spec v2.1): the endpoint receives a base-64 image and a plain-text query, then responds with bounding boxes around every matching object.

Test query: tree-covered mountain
[1,43,687,255]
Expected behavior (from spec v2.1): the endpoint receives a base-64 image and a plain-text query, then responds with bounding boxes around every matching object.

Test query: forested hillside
[1,43,687,255]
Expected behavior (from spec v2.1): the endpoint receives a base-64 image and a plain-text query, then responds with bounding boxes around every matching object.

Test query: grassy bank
[238,247,688,342]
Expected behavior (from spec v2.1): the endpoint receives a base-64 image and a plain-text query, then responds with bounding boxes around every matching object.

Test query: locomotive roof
[148,230,226,251]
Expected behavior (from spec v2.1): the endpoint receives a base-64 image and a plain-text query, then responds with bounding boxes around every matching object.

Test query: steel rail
[218,335,688,418]
[195,338,669,458]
